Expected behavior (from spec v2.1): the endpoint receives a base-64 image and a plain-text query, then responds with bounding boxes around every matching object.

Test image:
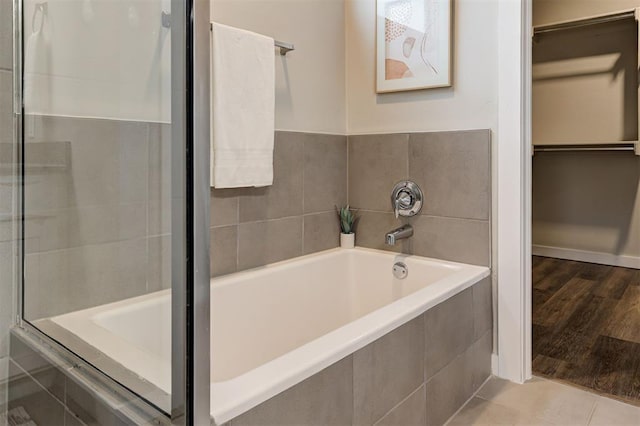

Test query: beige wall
[212,0,499,135]
[345,0,498,134]
[211,0,346,134]
[532,0,640,265]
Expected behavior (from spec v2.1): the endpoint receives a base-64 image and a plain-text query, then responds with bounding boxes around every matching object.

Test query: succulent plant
[337,205,358,234]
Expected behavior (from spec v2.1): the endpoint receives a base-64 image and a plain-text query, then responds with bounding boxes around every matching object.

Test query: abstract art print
[376,0,452,92]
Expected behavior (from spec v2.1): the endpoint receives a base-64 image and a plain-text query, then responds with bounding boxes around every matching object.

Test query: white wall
[211,0,346,134]
[23,0,171,123]
[345,0,498,134]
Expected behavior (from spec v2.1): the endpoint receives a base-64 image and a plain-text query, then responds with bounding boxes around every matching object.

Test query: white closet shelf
[533,141,640,155]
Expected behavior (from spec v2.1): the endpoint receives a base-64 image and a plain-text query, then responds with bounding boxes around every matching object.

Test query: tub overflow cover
[393,262,408,279]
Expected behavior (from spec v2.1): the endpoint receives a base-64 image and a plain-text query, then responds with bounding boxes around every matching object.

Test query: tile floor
[448,376,640,425]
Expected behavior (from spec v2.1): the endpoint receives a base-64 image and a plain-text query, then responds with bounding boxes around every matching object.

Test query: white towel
[210,23,275,188]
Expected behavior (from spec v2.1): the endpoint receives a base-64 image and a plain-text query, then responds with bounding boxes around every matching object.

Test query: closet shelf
[533,142,640,155]
[533,9,636,35]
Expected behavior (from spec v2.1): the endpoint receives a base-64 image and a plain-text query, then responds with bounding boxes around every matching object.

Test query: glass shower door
[15,0,209,422]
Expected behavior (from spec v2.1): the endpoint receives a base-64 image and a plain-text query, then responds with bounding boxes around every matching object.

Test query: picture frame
[376,0,452,93]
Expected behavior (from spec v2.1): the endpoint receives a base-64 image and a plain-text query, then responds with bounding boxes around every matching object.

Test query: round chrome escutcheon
[393,262,408,279]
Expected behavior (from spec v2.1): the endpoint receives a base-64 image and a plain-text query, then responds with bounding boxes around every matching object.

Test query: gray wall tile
[147,235,171,292]
[23,116,148,209]
[0,241,13,358]
[237,217,303,270]
[24,239,149,319]
[354,316,424,425]
[239,132,304,222]
[468,331,492,392]
[9,335,66,403]
[227,355,353,426]
[411,215,491,266]
[409,130,491,220]
[7,360,66,426]
[425,350,473,426]
[349,134,409,212]
[0,0,11,71]
[375,384,426,426]
[303,133,347,213]
[425,329,490,426]
[473,277,493,341]
[303,212,339,254]
[211,188,240,227]
[65,410,86,426]
[65,375,130,426]
[147,123,171,237]
[425,288,474,379]
[211,225,238,277]
[0,71,12,144]
[353,210,408,253]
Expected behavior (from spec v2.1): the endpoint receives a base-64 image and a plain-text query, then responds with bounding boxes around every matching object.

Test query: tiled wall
[223,276,493,426]
[210,131,347,276]
[349,130,492,267]
[6,330,167,425]
[22,126,490,318]
[21,116,172,319]
[211,129,491,276]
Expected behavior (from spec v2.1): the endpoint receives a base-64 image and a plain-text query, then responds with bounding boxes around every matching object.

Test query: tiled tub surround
[210,129,491,276]
[6,329,168,425]
[44,247,490,425]
[22,124,488,319]
[349,130,492,267]
[210,131,347,276]
[224,275,493,426]
[21,114,173,320]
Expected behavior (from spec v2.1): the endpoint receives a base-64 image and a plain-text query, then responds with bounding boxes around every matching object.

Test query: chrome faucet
[385,181,423,245]
[385,224,413,246]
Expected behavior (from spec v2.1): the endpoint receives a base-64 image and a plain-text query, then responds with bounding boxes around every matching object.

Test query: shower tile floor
[449,376,640,425]
[531,256,640,406]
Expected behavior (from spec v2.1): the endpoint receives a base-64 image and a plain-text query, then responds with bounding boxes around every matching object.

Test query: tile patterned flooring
[531,257,640,405]
[449,376,640,425]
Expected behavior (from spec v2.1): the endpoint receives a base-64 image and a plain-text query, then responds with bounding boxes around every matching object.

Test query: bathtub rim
[44,247,490,424]
[210,247,490,424]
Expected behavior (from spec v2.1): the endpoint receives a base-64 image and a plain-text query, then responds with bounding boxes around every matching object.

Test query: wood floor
[532,256,640,406]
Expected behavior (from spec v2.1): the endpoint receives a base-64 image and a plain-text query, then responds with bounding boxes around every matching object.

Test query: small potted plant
[337,205,358,249]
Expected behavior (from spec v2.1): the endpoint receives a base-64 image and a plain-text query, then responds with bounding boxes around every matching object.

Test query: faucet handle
[391,181,423,218]
[394,190,413,219]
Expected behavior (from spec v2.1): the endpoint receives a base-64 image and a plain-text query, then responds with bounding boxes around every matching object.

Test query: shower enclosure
[1,0,211,423]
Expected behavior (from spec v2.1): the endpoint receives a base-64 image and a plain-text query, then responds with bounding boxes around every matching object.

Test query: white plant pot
[340,233,355,249]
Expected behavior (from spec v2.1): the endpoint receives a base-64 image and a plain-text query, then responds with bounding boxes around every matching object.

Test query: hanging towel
[210,22,275,188]
[24,5,50,114]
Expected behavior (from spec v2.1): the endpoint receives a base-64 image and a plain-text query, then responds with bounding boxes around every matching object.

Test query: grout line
[372,383,425,426]
[301,138,306,254]
[9,358,66,408]
[444,375,494,426]
[215,212,336,230]
[346,135,350,206]
[405,133,410,178]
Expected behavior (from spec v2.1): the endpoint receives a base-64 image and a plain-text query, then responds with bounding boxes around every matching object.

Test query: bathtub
[49,247,490,424]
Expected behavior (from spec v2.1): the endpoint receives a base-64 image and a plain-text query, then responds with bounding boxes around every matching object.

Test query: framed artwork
[376,0,452,93]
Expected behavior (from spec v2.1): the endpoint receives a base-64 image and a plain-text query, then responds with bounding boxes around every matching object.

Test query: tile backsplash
[349,130,492,267]
[210,132,347,275]
[211,129,492,275]
[21,123,490,320]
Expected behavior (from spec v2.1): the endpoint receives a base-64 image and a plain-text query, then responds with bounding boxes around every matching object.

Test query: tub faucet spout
[385,224,413,246]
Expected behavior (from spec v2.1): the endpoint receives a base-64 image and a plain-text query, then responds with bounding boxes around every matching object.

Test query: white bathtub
[50,247,490,424]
